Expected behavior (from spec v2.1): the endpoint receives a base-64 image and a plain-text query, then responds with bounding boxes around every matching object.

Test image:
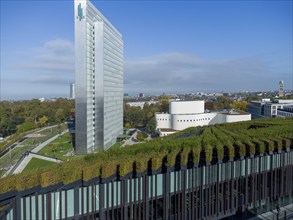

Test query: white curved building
[156,101,251,136]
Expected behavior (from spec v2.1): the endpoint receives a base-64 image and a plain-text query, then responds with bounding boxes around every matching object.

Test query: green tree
[55,109,65,123]
[136,132,144,141]
[158,95,170,113]
[38,116,48,127]
[146,117,156,133]
[230,101,248,111]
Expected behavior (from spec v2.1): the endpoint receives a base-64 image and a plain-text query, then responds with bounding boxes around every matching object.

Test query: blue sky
[0,0,292,100]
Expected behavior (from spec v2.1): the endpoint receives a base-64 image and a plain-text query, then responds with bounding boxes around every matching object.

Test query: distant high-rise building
[75,0,123,154]
[279,80,284,97]
[70,83,75,99]
[139,93,145,98]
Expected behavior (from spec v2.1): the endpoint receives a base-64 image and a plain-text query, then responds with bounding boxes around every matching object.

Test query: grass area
[0,124,68,171]
[0,146,33,169]
[22,158,55,173]
[38,132,73,160]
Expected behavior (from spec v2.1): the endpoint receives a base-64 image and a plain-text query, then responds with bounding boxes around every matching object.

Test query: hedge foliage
[0,118,292,194]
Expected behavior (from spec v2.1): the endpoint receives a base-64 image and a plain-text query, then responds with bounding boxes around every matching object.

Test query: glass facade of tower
[74,0,123,154]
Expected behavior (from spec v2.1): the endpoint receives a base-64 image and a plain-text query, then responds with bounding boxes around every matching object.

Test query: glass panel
[38,194,42,219]
[26,197,30,219]
[88,186,92,212]
[21,198,24,220]
[31,195,36,220]
[67,189,74,218]
[170,172,175,193]
[61,191,66,219]
[157,174,163,196]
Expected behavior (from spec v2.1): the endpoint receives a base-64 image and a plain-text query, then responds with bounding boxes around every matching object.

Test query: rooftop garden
[0,118,292,195]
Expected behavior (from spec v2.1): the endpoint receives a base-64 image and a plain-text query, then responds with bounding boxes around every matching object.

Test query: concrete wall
[169,101,204,114]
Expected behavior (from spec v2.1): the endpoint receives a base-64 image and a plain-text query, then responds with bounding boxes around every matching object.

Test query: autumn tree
[230,101,248,112]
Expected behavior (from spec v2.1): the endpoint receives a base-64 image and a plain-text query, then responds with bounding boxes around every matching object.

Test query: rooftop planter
[252,138,265,156]
[135,153,149,174]
[0,118,292,195]
[270,138,282,153]
[244,140,255,157]
[261,138,274,154]
[180,146,190,166]
[82,164,100,182]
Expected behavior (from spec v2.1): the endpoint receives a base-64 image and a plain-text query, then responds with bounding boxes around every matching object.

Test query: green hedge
[0,118,292,194]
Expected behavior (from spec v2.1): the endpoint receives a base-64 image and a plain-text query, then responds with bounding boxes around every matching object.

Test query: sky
[0,0,292,100]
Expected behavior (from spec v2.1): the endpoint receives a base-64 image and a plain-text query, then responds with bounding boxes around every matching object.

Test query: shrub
[61,161,83,184]
[204,145,213,163]
[192,146,201,164]
[216,144,224,161]
[245,141,255,155]
[41,168,62,188]
[0,175,17,194]
[166,150,178,168]
[180,146,190,166]
[16,170,41,191]
[262,138,274,152]
[152,151,166,170]
[282,138,291,149]
[82,164,100,181]
[135,153,149,173]
[100,160,118,179]
[253,139,265,155]
[271,138,282,151]
[119,157,134,176]
[235,141,246,157]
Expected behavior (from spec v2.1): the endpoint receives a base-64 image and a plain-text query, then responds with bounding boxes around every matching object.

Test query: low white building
[156,101,251,136]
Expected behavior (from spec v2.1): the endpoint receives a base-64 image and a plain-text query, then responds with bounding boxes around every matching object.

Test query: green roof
[0,118,292,194]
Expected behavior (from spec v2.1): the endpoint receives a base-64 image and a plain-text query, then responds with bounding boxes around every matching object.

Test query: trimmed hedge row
[0,118,292,194]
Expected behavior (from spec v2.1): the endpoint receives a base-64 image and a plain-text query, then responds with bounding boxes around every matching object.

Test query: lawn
[0,124,68,171]
[22,158,55,173]
[38,132,74,160]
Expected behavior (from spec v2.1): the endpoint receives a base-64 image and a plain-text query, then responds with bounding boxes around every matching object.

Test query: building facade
[248,99,293,119]
[75,0,123,154]
[277,105,293,118]
[156,101,251,136]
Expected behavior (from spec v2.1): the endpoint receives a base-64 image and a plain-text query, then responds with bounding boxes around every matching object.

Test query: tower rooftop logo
[77,3,84,21]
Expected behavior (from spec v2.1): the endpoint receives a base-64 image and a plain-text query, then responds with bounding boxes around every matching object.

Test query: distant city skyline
[1,0,292,100]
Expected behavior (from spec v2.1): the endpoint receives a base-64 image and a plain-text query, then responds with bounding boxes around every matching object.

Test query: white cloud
[17,39,74,82]
[1,39,75,100]
[124,52,291,94]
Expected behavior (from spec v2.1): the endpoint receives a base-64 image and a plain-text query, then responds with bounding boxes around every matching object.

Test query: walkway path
[121,130,138,147]
[31,130,68,153]
[2,130,68,178]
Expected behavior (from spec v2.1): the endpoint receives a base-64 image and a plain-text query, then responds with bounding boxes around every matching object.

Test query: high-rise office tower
[74,0,123,154]
[279,80,284,97]
[70,83,75,99]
